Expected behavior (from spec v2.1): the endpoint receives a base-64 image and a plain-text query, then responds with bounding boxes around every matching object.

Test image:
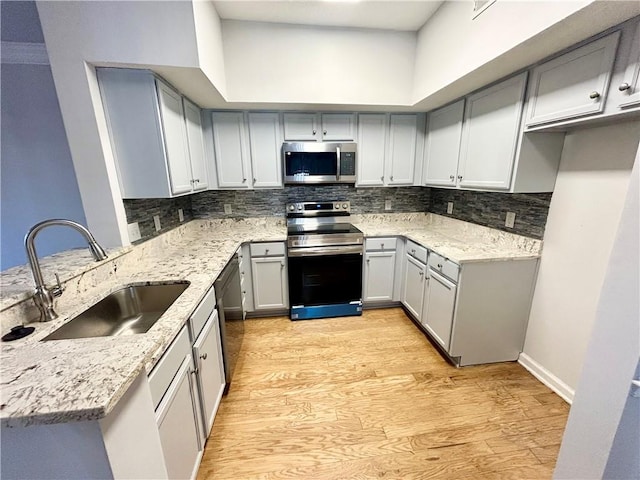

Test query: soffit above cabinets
[212,0,444,32]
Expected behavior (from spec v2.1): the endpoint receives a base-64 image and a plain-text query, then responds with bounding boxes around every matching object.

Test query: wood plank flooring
[197,308,569,479]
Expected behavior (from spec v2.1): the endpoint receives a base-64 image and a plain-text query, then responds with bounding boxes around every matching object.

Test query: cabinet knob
[253,178,256,183]
[381,243,384,249]
[449,175,455,181]
[281,262,285,268]
[411,249,415,254]
[190,368,198,375]
[619,82,631,92]
[380,176,384,182]
[194,178,200,183]
[419,271,424,278]
[437,263,443,268]
[243,178,247,183]
[200,353,208,360]
[265,248,269,253]
[390,176,394,181]
[323,130,327,135]
[366,258,370,263]
[312,129,317,135]
[589,91,600,99]
[457,175,463,180]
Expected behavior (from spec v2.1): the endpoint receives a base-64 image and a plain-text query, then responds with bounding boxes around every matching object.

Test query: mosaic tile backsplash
[123,197,194,242]
[123,186,552,242]
[190,186,430,218]
[429,188,552,239]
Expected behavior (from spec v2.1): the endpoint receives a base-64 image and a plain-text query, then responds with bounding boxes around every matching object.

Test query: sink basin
[43,282,190,341]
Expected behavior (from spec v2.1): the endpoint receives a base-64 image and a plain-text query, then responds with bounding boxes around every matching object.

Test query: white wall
[36,0,204,247]
[553,139,639,479]
[221,20,416,106]
[520,121,640,401]
[412,0,640,110]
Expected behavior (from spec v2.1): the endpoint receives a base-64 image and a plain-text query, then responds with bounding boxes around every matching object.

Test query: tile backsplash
[123,197,194,242]
[428,188,552,239]
[123,186,552,242]
[190,186,430,218]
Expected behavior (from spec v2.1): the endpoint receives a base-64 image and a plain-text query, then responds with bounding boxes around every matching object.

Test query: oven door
[287,245,363,320]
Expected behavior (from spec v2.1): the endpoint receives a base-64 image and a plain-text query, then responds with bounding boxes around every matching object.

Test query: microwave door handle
[336,146,341,182]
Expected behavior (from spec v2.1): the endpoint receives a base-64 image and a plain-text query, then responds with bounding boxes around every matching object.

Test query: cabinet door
[194,311,225,437]
[356,114,387,186]
[458,73,527,190]
[364,251,396,302]
[387,114,417,186]
[525,32,620,126]
[424,101,464,187]
[248,112,283,188]
[156,80,193,195]
[283,113,318,141]
[402,254,426,320]
[617,22,640,109]
[321,113,356,141]
[422,269,457,351]
[251,256,288,309]
[211,112,250,188]
[183,98,208,191]
[156,355,201,480]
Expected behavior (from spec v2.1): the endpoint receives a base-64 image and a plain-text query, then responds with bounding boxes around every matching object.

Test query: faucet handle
[51,273,64,297]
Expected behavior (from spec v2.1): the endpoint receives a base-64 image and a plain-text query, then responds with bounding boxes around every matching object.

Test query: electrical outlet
[224,204,232,214]
[505,211,516,228]
[447,202,454,214]
[153,215,161,232]
[384,199,392,211]
[178,208,184,222]
[127,222,141,242]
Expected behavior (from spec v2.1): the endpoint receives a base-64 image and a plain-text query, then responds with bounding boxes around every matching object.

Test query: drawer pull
[589,91,600,99]
[200,353,208,360]
[619,82,631,92]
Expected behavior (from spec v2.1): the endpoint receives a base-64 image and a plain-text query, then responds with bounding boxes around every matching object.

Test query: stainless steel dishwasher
[214,252,244,392]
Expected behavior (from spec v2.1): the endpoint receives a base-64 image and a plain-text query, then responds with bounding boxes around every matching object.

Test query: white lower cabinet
[402,253,427,320]
[421,269,457,351]
[156,355,202,480]
[249,242,288,312]
[363,237,397,303]
[193,310,225,437]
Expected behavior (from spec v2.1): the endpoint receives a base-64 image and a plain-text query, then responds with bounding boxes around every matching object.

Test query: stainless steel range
[286,201,364,320]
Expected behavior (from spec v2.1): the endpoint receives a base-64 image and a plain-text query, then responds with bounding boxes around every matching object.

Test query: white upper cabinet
[97,68,206,199]
[356,114,387,186]
[183,98,208,192]
[247,112,283,188]
[614,21,640,109]
[386,114,418,186]
[458,73,527,190]
[423,100,464,187]
[283,112,356,141]
[321,113,356,141]
[525,31,620,127]
[211,111,250,188]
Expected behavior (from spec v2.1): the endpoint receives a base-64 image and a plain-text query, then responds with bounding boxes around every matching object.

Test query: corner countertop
[0,213,541,428]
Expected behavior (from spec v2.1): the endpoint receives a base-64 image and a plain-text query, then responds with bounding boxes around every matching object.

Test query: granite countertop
[0,214,541,428]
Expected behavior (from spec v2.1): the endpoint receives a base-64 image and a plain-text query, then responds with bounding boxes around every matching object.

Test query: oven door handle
[288,245,363,257]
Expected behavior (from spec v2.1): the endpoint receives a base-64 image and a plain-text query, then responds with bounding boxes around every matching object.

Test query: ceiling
[212,0,445,31]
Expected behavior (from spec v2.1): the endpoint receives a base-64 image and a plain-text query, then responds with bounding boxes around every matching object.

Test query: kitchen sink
[43,282,190,341]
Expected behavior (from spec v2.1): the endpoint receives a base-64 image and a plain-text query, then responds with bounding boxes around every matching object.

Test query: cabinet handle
[390,176,394,181]
[265,249,269,254]
[437,263,443,268]
[381,243,384,249]
[619,83,631,92]
[190,368,198,375]
[253,178,256,183]
[449,175,455,181]
[589,91,600,99]
[243,178,247,183]
[200,353,208,360]
[194,178,200,183]
[457,175,463,180]
[419,271,424,278]
[380,176,384,182]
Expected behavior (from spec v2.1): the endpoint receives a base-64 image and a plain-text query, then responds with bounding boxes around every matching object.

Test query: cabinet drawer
[406,240,428,264]
[148,325,191,410]
[250,242,285,257]
[428,252,459,282]
[190,286,216,341]
[365,237,397,251]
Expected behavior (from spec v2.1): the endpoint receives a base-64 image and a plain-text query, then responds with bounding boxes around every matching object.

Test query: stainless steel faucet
[25,219,108,322]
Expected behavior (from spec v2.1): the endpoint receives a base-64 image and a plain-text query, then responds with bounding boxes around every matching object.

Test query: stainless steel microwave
[283,142,356,185]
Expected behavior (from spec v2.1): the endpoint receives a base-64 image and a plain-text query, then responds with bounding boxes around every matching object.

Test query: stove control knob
[342,203,348,210]
[288,205,295,211]
[297,204,302,210]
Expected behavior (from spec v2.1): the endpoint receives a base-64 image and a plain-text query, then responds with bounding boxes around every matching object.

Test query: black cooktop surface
[287,223,362,236]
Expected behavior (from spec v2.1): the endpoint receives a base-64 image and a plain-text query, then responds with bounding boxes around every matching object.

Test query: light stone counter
[0,214,540,427]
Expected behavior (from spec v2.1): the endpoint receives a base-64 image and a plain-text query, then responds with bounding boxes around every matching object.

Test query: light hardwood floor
[197,308,569,479]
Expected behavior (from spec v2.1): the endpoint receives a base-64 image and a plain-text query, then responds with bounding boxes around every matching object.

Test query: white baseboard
[518,353,575,404]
